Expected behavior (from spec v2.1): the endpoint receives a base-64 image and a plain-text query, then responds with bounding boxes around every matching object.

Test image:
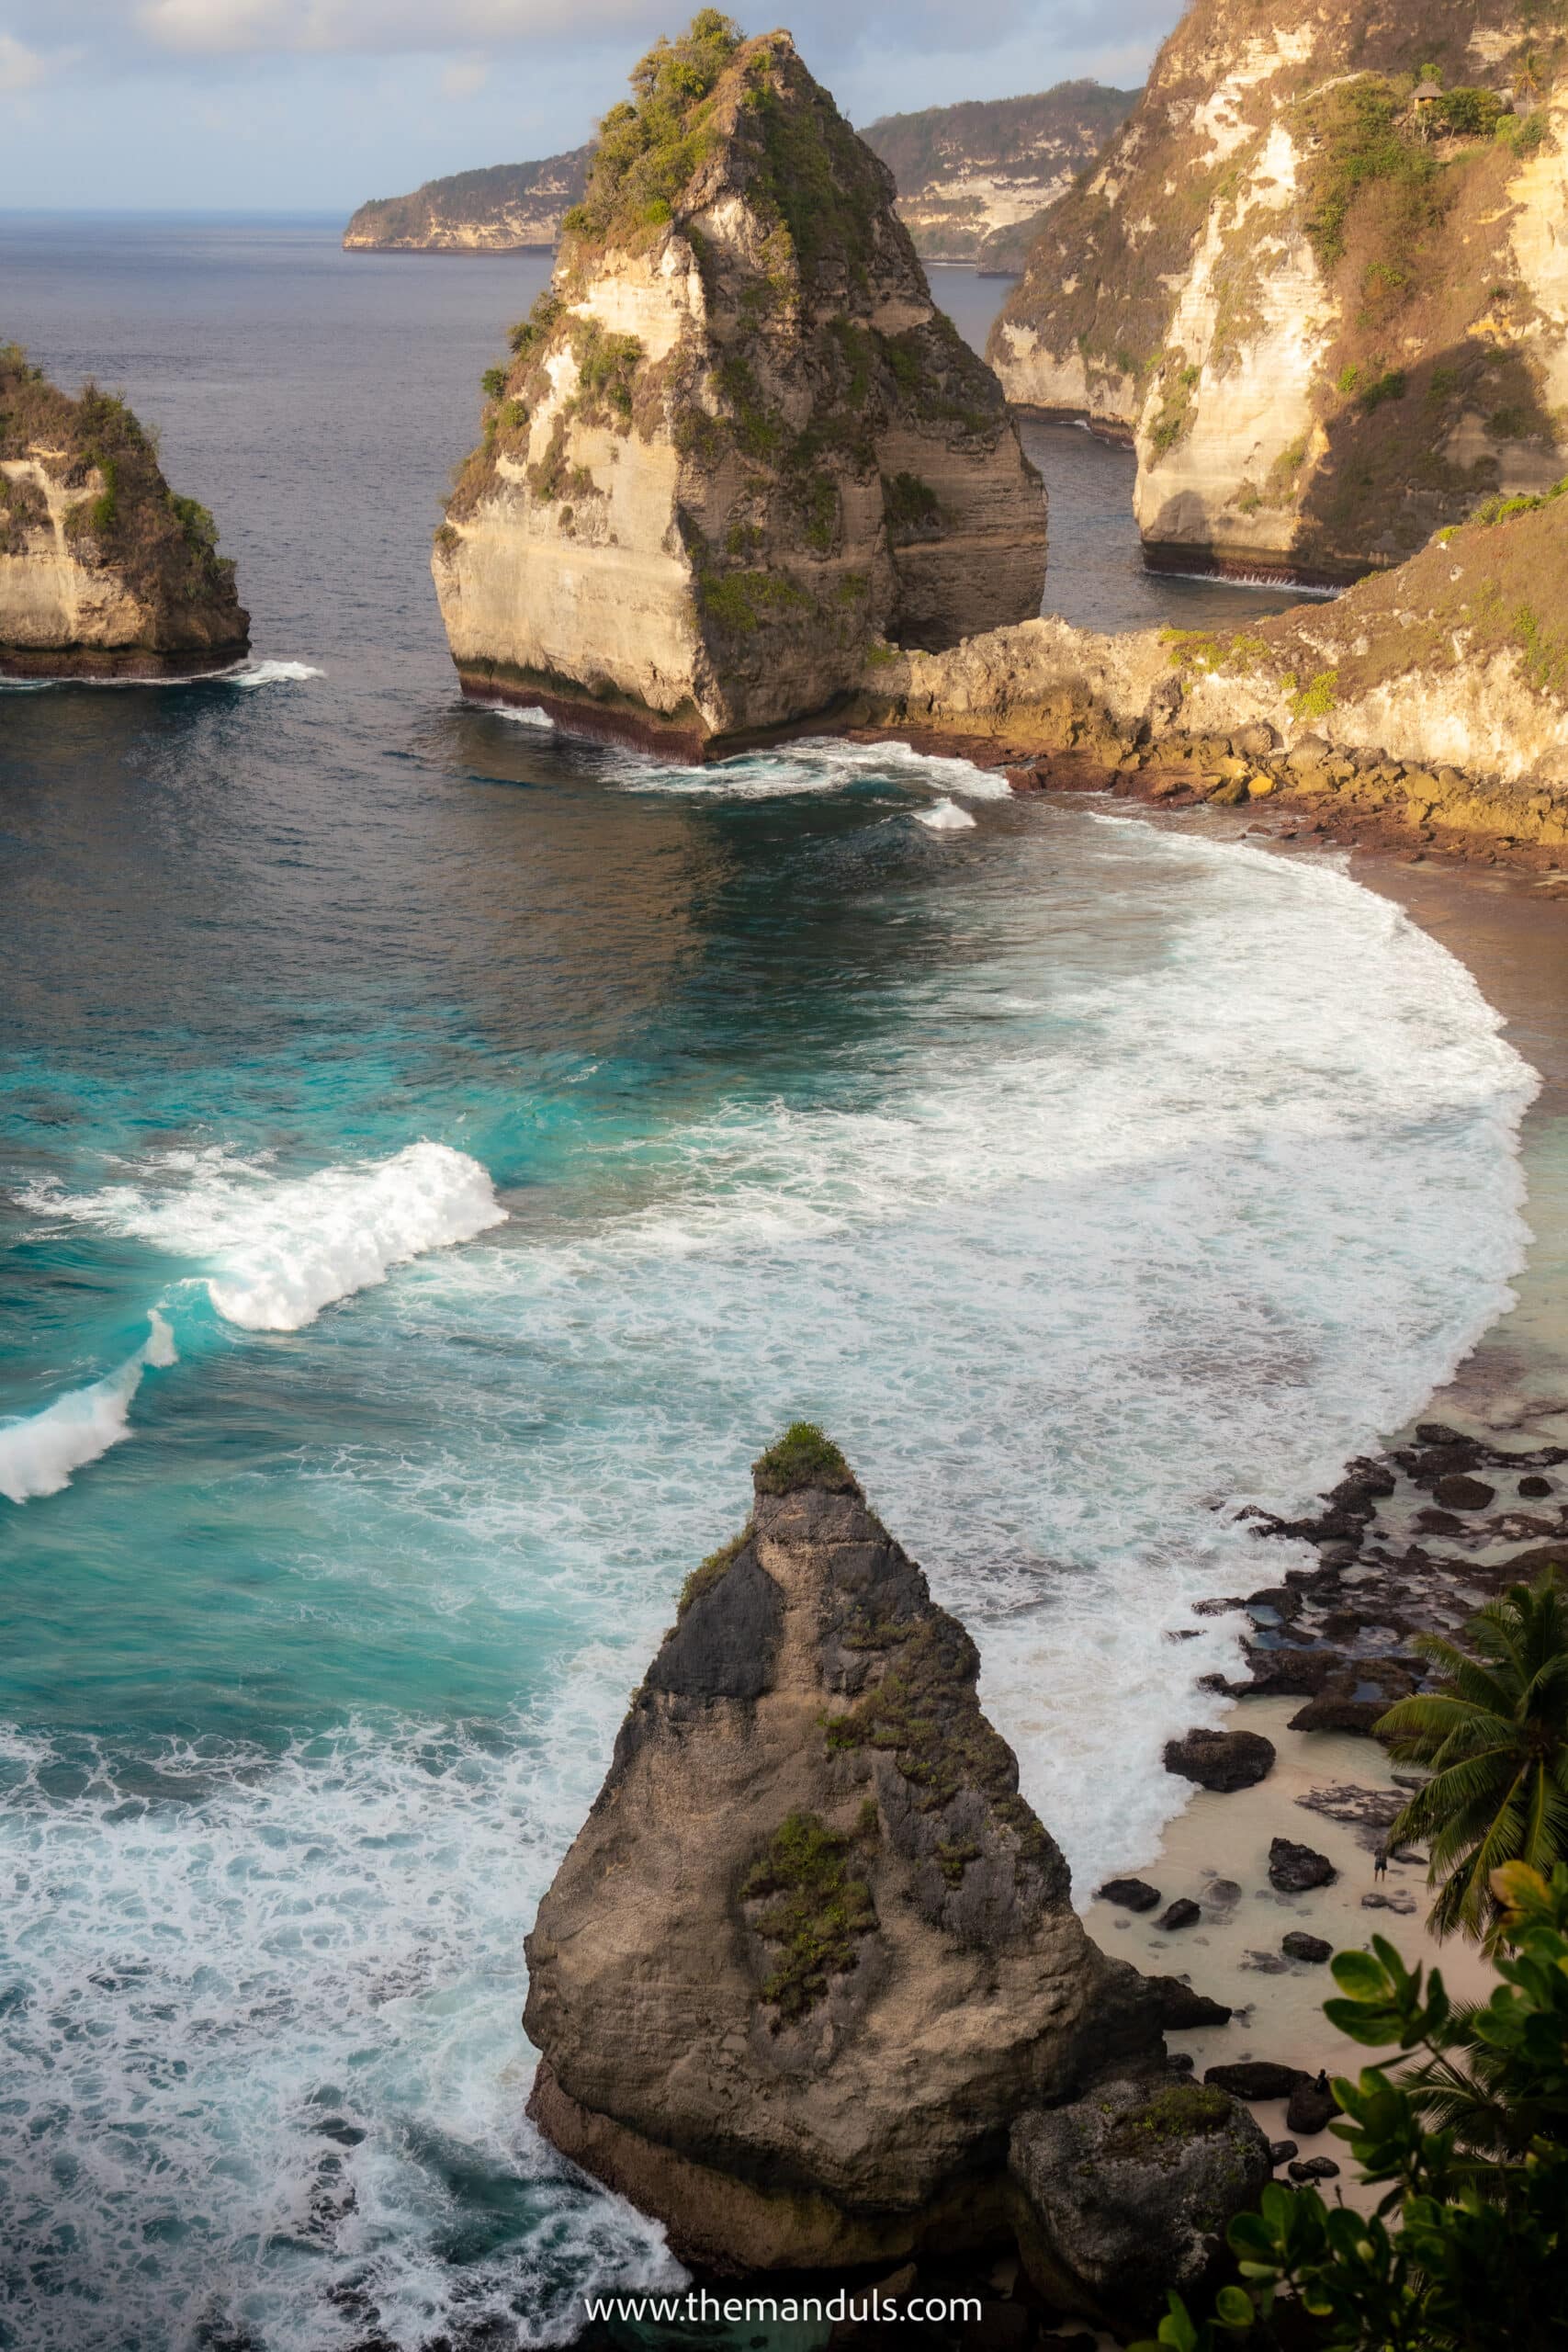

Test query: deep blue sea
[0,219,1541,2349]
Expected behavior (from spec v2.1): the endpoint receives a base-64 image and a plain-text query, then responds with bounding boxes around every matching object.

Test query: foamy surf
[616,734,1013,802]
[0,1311,176,1505]
[0,660,321,691]
[223,659,324,686]
[24,1141,506,1332]
[916,797,977,831]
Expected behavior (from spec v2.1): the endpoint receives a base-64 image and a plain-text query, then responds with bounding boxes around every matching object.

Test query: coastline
[1078,814,1568,2213]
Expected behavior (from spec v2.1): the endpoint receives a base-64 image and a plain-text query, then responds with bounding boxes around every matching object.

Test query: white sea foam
[223,658,325,685]
[0,1311,176,1506]
[26,1141,505,1333]
[617,733,1014,801]
[0,1709,682,2351]
[482,699,556,728]
[916,796,977,831]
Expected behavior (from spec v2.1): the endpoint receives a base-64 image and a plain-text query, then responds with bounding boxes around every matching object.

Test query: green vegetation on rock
[741,1807,877,2018]
[677,1526,752,1616]
[0,344,240,617]
[561,10,742,251]
[752,1422,855,1496]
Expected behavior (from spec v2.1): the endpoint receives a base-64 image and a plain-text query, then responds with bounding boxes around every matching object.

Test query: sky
[0,0,1184,212]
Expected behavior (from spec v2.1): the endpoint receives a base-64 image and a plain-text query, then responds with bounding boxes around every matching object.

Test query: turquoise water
[0,221,1542,2349]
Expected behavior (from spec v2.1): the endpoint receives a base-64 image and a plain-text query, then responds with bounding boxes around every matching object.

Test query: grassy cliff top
[558,11,922,300]
[0,345,241,620]
[1168,479,1568,708]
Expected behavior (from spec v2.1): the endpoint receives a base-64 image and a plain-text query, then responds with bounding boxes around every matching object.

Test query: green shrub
[752,1422,854,1494]
[1133,1861,1568,2352]
[741,1809,877,2019]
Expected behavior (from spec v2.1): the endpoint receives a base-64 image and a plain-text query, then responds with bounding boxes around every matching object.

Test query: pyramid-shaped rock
[435,15,1045,755]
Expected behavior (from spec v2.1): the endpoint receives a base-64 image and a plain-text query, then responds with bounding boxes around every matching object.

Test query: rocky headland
[0,346,247,680]
[853,479,1568,861]
[861,85,1135,273]
[343,148,592,252]
[525,1426,1270,2324]
[987,0,1568,584]
[433,14,1046,756]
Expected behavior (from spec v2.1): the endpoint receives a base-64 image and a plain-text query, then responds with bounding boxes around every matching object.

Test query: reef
[987,0,1568,584]
[524,1425,1269,2320]
[433,14,1046,757]
[0,345,247,679]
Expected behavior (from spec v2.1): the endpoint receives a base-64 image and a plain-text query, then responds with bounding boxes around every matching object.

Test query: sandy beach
[1071,813,1568,2209]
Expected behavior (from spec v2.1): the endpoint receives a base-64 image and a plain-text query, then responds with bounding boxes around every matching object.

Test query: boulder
[435,18,1044,754]
[1147,1978,1232,2030]
[1281,1932,1332,1964]
[1286,2075,1341,2137]
[524,1425,1161,2273]
[1268,1838,1337,1893]
[1289,2156,1341,2182]
[1010,2078,1271,2326]
[1269,2140,1298,2165]
[1158,1899,1201,1931]
[1163,1727,1276,1792]
[1203,2063,1307,2101]
[1098,1877,1162,1913]
[1432,1474,1496,1512]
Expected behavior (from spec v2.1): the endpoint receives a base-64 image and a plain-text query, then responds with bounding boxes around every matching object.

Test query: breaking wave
[0,1313,176,1506]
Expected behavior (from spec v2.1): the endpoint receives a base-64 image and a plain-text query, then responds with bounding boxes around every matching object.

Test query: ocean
[0,217,1540,2349]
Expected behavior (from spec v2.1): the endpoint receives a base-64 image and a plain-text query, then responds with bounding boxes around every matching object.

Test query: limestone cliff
[0,347,247,678]
[988,0,1568,583]
[342,149,592,252]
[861,85,1135,272]
[433,13,1045,755]
[855,480,1568,851]
[525,1426,1268,2306]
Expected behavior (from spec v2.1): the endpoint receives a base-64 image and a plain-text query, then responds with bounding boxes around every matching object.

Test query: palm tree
[1378,1567,1568,1942]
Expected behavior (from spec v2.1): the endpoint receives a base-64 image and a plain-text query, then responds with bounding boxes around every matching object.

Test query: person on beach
[1373,1843,1388,1881]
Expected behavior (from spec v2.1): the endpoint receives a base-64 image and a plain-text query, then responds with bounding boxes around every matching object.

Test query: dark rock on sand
[1159,1899,1201,1931]
[1204,2062,1307,2100]
[1010,2079,1270,2326]
[1269,1838,1337,1894]
[1286,2075,1341,2136]
[1433,1474,1496,1512]
[1281,1932,1332,1963]
[1148,1978,1233,2030]
[1163,1727,1276,1792]
[1289,2156,1341,2182]
[1098,1877,1162,1913]
[1269,2139,1299,2165]
[1520,1475,1554,1498]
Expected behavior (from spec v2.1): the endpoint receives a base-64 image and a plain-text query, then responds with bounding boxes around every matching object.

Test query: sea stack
[524,1426,1269,2316]
[433,13,1046,757]
[0,346,248,679]
[987,0,1568,584]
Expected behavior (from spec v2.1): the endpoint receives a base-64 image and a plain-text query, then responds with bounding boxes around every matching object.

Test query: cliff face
[342,149,592,252]
[433,15,1046,755]
[855,480,1568,850]
[1,349,247,678]
[525,1428,1268,2303]
[861,85,1135,272]
[988,0,1568,582]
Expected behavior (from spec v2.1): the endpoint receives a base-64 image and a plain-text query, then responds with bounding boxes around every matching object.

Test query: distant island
[343,147,592,252]
[341,80,1134,267]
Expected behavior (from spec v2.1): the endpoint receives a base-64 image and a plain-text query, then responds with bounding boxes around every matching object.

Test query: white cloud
[0,28,54,87]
